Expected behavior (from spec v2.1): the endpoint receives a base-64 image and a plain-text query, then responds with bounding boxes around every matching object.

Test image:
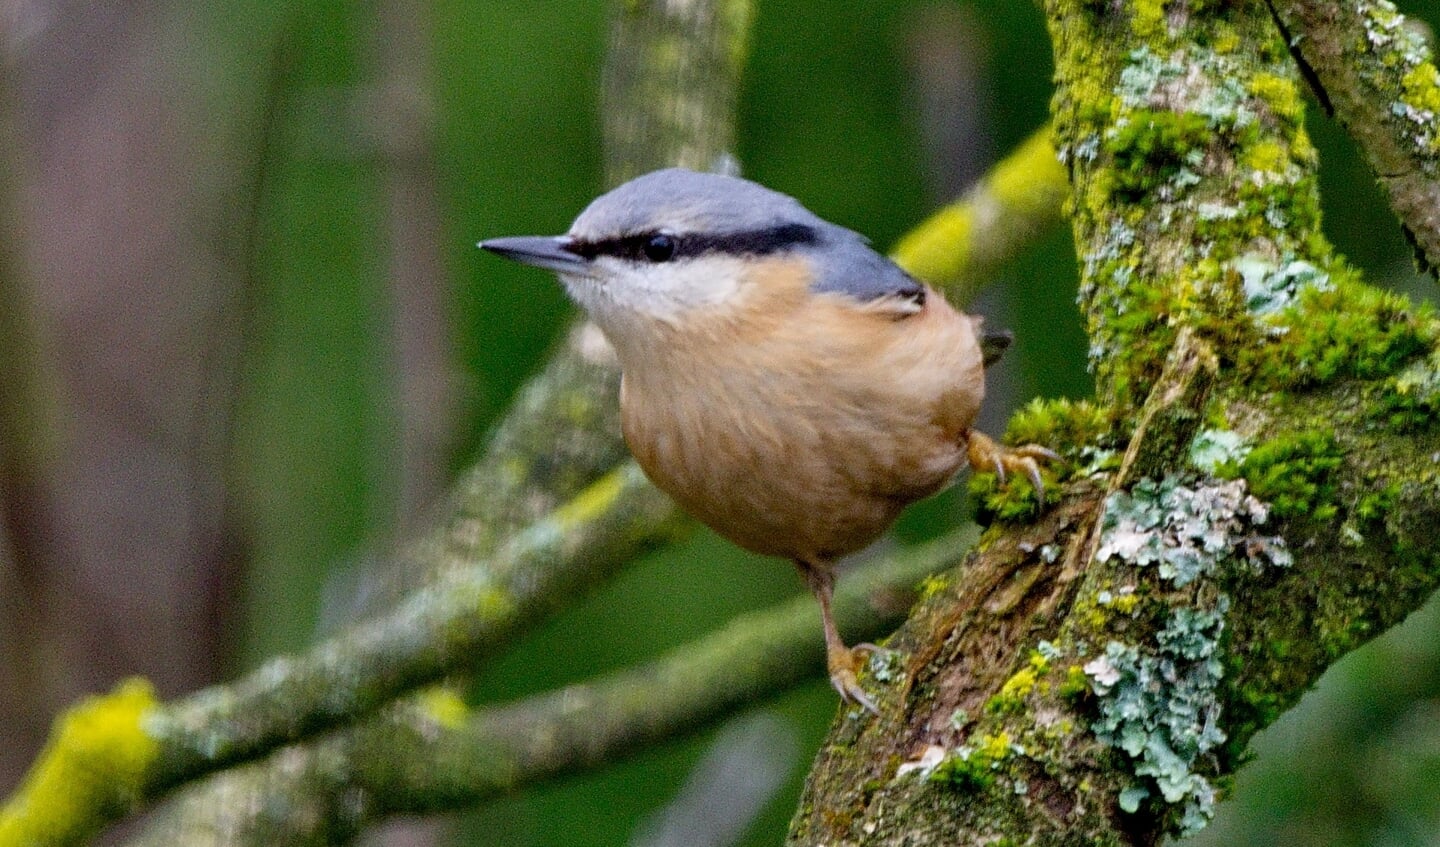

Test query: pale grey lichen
[1095,477,1289,586]
[1085,604,1225,834]
[1196,201,1240,221]
[1116,46,1182,107]
[1393,350,1440,408]
[1086,475,1292,834]
[1188,428,1251,475]
[1233,253,1331,317]
[867,648,903,683]
[1115,46,1255,128]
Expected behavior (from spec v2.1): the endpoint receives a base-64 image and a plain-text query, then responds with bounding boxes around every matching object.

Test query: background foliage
[0,1,1436,845]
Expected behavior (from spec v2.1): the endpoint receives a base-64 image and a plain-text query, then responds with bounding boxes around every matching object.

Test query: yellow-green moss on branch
[0,680,160,847]
[0,466,682,847]
[890,126,1068,303]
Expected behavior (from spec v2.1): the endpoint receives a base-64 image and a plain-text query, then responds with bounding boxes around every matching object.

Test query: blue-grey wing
[807,230,925,309]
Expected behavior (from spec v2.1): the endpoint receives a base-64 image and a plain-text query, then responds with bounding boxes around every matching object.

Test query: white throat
[559,254,750,336]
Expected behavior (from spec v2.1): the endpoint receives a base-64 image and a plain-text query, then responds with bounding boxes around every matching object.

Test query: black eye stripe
[569,223,819,262]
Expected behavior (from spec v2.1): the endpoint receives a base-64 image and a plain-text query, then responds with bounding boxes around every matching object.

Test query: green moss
[968,401,1085,522]
[969,470,1050,524]
[1380,351,1440,431]
[1106,110,1214,200]
[916,572,951,600]
[1247,73,1303,126]
[1229,431,1344,520]
[417,686,470,730]
[1400,63,1440,149]
[987,667,1040,716]
[1209,23,1240,55]
[551,463,633,530]
[1245,273,1436,388]
[930,731,1014,791]
[1129,0,1166,42]
[1059,665,1091,700]
[1103,590,1141,615]
[1004,397,1115,457]
[1240,139,1286,174]
[1356,482,1404,524]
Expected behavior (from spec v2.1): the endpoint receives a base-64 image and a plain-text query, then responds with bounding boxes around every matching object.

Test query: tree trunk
[787,2,1440,843]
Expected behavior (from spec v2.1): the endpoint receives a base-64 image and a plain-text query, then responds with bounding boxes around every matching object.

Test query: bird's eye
[642,233,677,262]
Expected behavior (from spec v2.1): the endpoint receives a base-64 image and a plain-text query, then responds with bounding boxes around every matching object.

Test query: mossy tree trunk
[787,2,1440,844]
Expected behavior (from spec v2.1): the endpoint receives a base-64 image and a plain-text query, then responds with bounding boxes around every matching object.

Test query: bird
[480,168,1055,713]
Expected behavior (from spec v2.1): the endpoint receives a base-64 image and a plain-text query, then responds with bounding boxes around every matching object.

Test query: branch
[891,125,1068,303]
[0,63,65,776]
[789,1,1440,844]
[123,535,968,846]
[0,465,682,847]
[1263,0,1440,275]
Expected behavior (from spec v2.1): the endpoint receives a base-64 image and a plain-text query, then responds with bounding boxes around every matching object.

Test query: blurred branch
[1263,0,1440,275]
[790,2,1440,844]
[370,0,456,527]
[0,464,682,847]
[601,0,753,184]
[890,125,1067,303]
[0,79,59,493]
[124,534,968,847]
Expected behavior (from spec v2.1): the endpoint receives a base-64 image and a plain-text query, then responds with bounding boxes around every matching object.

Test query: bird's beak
[479,235,591,275]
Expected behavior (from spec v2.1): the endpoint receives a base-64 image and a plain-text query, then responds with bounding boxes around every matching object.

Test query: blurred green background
[0,1,1437,845]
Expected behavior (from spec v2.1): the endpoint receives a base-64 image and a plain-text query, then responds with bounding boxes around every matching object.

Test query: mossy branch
[121,535,968,847]
[1264,0,1440,275]
[789,1,1440,844]
[891,125,1068,303]
[0,465,683,847]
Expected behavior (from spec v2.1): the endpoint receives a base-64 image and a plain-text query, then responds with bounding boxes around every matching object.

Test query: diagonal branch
[1263,0,1440,275]
[123,533,969,847]
[0,464,681,847]
[892,126,1067,303]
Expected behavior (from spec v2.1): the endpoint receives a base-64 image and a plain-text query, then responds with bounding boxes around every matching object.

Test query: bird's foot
[827,642,881,715]
[967,431,1061,498]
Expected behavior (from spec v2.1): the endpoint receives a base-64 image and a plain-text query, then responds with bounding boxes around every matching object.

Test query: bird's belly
[622,395,965,561]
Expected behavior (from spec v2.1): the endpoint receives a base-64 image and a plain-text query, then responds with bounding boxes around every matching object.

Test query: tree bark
[787,2,1440,844]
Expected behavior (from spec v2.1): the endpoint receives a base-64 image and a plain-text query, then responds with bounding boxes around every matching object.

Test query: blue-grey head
[480,168,924,332]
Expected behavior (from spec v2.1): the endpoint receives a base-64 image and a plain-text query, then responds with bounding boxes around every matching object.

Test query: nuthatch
[481,168,1055,713]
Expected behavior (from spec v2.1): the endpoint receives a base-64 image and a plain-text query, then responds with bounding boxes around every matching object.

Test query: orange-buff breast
[617,266,985,564]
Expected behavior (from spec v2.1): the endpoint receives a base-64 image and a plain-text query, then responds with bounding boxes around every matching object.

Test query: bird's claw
[828,644,880,715]
[967,431,1061,498]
